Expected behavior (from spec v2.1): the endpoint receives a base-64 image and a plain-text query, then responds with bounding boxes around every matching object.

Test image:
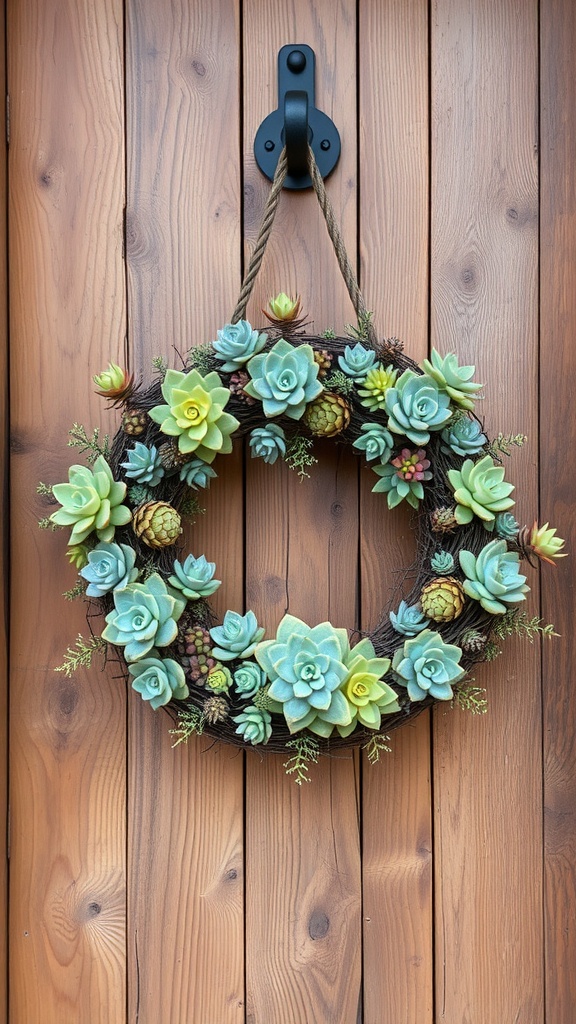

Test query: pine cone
[132,500,182,548]
[460,628,488,656]
[122,407,147,436]
[158,440,191,473]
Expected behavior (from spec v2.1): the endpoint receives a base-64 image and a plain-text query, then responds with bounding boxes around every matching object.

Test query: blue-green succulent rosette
[44,302,564,760]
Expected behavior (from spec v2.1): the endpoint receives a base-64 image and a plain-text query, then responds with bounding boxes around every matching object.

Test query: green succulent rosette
[336,638,399,738]
[389,600,430,637]
[80,540,138,597]
[255,614,352,736]
[421,348,483,411]
[441,415,487,456]
[149,368,240,462]
[209,610,265,661]
[447,454,515,525]
[353,422,394,463]
[129,653,189,709]
[50,455,132,545]
[168,553,221,601]
[337,341,377,380]
[121,442,164,486]
[212,320,267,371]
[249,423,286,464]
[232,705,272,745]
[459,539,529,614]
[244,338,322,419]
[385,369,452,445]
[102,572,186,662]
[392,629,465,701]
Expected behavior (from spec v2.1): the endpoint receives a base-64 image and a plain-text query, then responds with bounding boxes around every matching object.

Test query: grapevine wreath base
[44,307,564,765]
[44,147,564,772]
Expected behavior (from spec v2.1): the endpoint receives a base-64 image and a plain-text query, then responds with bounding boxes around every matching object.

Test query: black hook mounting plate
[254,44,341,190]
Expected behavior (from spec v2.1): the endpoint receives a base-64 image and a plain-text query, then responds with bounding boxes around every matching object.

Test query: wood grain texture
[540,2,576,1020]
[0,3,6,1016]
[431,2,543,1020]
[359,3,433,1021]
[125,2,246,1021]
[242,2,362,1021]
[8,1,126,1020]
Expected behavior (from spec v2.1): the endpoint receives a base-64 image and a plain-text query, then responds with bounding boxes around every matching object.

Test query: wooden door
[6,1,576,1021]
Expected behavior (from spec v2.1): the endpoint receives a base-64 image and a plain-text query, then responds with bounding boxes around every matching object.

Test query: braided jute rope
[232,145,378,349]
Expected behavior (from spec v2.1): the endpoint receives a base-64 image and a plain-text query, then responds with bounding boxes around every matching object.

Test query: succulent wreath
[41,149,564,778]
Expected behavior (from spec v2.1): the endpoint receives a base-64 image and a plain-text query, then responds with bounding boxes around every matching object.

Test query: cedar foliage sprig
[283,735,320,784]
[363,733,392,764]
[345,309,374,342]
[452,683,488,715]
[323,370,356,396]
[63,580,86,601]
[170,708,206,746]
[284,435,318,479]
[491,609,559,642]
[55,634,107,676]
[67,423,110,463]
[485,432,527,462]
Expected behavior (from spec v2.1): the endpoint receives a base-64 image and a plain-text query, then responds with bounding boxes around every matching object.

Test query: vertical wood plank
[0,2,7,1016]
[358,3,433,1021]
[8,2,126,1021]
[125,2,245,1021]
[431,2,543,1019]
[540,2,576,1020]
[243,3,362,1021]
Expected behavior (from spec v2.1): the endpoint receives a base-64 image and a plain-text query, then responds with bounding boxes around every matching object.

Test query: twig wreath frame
[43,148,564,777]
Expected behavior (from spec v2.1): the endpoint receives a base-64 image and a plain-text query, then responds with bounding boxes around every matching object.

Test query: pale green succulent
[353,422,394,463]
[168,553,221,601]
[421,349,483,411]
[121,442,164,487]
[244,339,323,419]
[249,424,286,464]
[50,455,132,544]
[209,610,265,661]
[385,370,452,444]
[80,540,138,597]
[254,614,352,736]
[447,454,515,525]
[495,511,520,540]
[179,458,218,489]
[232,705,272,745]
[128,652,189,709]
[336,637,399,738]
[430,549,455,574]
[389,600,430,637]
[441,416,487,456]
[392,629,465,701]
[459,539,530,614]
[233,661,266,699]
[102,572,186,661]
[337,342,377,380]
[212,320,268,371]
[149,368,240,462]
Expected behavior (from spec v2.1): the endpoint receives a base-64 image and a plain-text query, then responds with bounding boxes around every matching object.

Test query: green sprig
[170,708,206,746]
[187,342,215,376]
[55,634,107,677]
[491,609,559,642]
[36,482,54,496]
[485,432,527,462]
[284,435,318,479]
[179,493,205,522]
[67,423,110,463]
[323,370,356,396]
[363,733,392,764]
[63,580,86,601]
[345,309,374,342]
[151,355,168,377]
[452,683,488,715]
[38,517,59,531]
[283,735,320,784]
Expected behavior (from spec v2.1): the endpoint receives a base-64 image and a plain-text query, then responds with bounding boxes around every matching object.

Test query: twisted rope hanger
[231,145,378,349]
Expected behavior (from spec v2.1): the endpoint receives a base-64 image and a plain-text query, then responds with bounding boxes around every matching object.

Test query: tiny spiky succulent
[358,364,399,411]
[132,500,182,548]
[203,694,230,725]
[430,506,458,533]
[93,363,135,405]
[518,521,567,566]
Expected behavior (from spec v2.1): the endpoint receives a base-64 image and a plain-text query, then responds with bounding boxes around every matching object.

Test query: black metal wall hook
[254,45,341,190]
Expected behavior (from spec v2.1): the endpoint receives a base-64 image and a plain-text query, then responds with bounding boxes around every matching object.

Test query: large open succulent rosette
[43,294,565,767]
